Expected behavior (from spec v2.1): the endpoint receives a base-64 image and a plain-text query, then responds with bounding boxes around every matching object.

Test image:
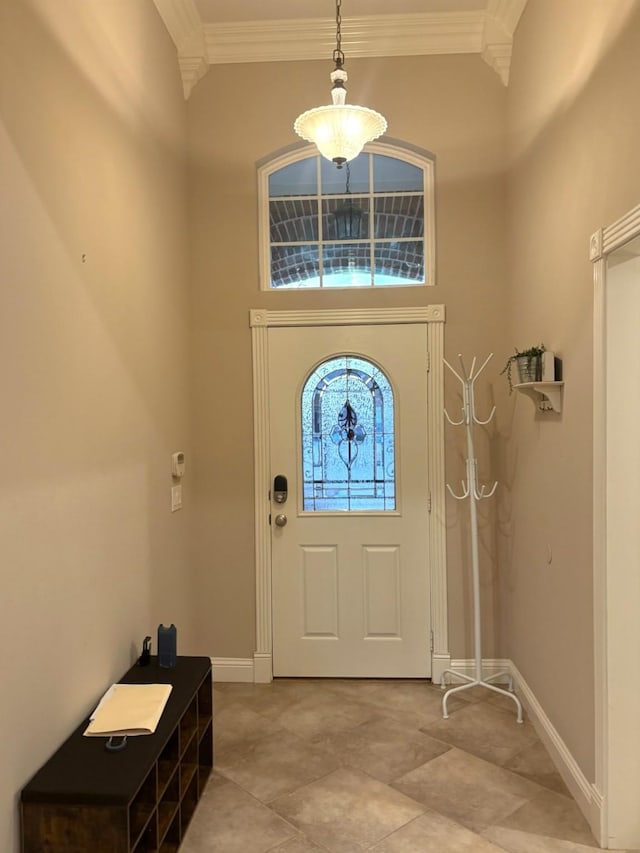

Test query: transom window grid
[301,355,396,512]
[259,143,435,290]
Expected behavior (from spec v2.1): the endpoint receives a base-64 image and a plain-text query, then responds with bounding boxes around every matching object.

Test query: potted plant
[501,344,545,393]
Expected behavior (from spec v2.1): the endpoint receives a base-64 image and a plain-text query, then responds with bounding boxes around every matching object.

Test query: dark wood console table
[21,655,213,852]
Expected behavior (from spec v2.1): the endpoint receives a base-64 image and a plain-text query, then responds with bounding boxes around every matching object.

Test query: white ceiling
[152,0,528,98]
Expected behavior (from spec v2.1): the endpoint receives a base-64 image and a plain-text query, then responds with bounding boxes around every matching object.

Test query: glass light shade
[294,104,387,165]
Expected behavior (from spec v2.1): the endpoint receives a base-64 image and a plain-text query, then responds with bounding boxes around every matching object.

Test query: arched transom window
[301,355,395,512]
[259,143,435,290]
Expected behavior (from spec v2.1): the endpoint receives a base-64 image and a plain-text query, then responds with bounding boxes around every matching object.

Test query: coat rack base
[439,668,523,723]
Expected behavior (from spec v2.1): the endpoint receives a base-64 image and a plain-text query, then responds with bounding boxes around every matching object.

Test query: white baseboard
[437,657,602,844]
[431,652,452,684]
[442,658,512,683]
[253,652,273,684]
[509,661,602,845]
[210,656,511,685]
[211,657,255,683]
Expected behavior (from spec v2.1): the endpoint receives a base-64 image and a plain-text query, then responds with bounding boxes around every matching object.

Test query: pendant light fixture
[294,0,387,169]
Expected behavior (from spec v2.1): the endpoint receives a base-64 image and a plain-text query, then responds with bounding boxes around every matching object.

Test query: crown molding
[482,41,513,85]
[487,0,528,38]
[204,13,485,65]
[153,0,204,53]
[482,0,528,83]
[178,55,208,99]
[154,1,528,98]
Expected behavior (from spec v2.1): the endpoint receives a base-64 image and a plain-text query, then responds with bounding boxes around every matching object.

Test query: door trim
[249,306,448,683]
[590,204,640,849]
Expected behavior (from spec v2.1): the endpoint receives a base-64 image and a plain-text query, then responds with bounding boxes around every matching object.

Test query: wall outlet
[171,484,183,512]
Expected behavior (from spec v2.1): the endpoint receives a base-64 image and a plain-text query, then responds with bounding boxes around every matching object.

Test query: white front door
[268,323,431,677]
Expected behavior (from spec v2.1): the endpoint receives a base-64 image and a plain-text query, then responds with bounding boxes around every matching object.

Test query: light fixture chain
[333,0,344,67]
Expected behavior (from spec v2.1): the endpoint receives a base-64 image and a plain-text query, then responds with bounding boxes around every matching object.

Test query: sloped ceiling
[153,0,528,97]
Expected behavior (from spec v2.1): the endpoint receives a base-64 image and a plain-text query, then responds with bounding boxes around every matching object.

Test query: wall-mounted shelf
[514,381,564,413]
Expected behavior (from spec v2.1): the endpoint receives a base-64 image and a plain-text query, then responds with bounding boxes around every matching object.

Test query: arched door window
[301,356,395,511]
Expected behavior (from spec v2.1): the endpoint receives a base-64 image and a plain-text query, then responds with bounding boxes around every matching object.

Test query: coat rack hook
[474,404,496,426]
[444,407,465,426]
[443,357,464,383]
[485,480,498,498]
[446,481,469,501]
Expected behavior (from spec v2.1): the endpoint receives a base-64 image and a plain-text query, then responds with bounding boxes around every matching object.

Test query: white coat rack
[440,353,523,723]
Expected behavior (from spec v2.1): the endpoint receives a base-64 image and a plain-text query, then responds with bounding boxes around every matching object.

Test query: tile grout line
[206,681,596,853]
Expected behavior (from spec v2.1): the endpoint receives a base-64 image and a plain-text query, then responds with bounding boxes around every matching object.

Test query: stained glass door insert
[301,356,395,511]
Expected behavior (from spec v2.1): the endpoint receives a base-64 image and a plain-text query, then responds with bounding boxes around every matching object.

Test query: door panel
[363,546,401,637]
[302,546,338,637]
[269,323,430,677]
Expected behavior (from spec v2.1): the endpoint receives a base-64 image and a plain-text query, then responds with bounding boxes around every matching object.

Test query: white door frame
[249,306,449,683]
[590,203,640,849]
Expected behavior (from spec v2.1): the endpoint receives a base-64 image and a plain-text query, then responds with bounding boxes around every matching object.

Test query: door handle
[274,514,287,527]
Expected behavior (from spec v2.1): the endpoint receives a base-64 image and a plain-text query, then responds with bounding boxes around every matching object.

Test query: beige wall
[0,2,192,850]
[188,54,509,661]
[11,1,640,843]
[502,0,640,779]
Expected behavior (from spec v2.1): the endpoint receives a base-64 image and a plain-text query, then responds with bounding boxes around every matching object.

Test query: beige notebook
[84,683,173,737]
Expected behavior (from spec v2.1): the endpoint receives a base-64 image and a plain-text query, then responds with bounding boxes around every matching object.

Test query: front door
[268,323,431,677]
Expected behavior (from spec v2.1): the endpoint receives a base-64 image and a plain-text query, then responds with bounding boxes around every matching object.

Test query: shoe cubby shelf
[21,656,213,853]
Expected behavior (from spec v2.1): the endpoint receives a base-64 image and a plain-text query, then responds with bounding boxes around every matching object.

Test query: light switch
[171,484,183,512]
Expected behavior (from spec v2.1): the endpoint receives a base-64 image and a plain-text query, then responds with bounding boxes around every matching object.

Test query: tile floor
[181,678,629,853]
